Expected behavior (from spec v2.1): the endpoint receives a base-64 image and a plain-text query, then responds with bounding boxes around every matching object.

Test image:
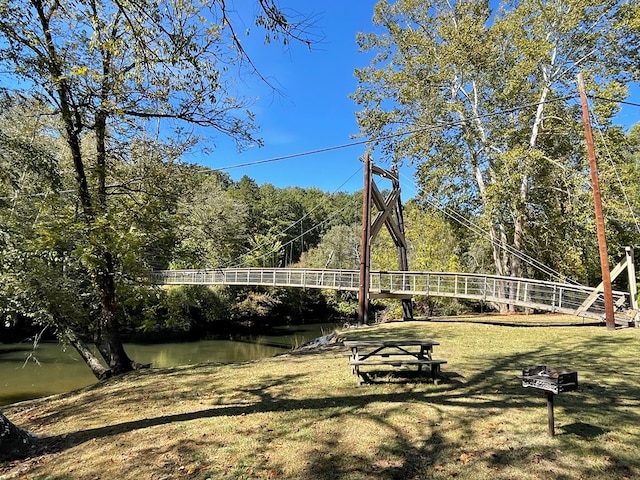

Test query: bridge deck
[150,268,631,322]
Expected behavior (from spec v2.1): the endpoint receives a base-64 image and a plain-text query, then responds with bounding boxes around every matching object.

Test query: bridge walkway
[151,268,632,323]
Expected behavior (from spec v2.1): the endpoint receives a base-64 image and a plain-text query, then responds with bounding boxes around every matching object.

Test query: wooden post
[358,154,372,326]
[627,247,639,327]
[392,164,413,320]
[359,156,413,322]
[546,392,555,437]
[577,73,615,330]
[627,247,638,311]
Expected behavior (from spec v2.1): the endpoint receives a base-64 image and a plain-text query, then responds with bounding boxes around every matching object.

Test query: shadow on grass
[22,328,640,479]
[36,388,447,454]
[355,369,465,386]
[431,318,604,328]
[560,422,608,438]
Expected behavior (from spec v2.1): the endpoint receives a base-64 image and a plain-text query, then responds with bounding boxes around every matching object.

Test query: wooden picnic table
[344,339,447,385]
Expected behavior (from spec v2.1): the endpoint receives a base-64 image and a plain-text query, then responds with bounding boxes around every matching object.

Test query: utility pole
[577,73,615,330]
[358,153,372,326]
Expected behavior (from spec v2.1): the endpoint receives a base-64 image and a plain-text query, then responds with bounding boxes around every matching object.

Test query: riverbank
[0,323,338,406]
[2,315,639,479]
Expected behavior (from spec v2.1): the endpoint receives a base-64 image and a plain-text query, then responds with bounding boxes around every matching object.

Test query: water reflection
[0,323,335,406]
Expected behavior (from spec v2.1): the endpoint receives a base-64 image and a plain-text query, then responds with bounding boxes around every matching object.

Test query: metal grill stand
[521,366,578,437]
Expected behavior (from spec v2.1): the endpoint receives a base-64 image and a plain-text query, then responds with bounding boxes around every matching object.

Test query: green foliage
[301,223,361,269]
[0,0,318,377]
[321,290,359,319]
[150,286,231,332]
[231,291,282,320]
[370,202,461,272]
[0,0,317,376]
[173,172,249,268]
[353,0,639,286]
[370,201,468,318]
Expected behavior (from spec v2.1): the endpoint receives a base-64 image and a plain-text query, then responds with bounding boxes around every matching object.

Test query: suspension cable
[398,172,582,284]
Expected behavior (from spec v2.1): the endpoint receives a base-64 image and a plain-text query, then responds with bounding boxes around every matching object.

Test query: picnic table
[344,339,447,385]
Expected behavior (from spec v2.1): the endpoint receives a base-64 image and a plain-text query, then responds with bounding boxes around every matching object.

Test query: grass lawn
[1,314,639,479]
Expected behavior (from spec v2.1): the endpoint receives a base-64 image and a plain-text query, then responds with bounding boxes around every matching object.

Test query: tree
[0,0,315,378]
[173,172,249,268]
[598,124,640,252]
[302,223,361,269]
[0,2,316,459]
[229,175,263,238]
[353,0,639,308]
[0,411,33,462]
[0,95,198,378]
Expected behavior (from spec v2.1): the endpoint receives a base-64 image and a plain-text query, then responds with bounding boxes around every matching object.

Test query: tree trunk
[0,411,35,462]
[62,327,111,380]
[33,0,138,379]
[94,322,136,376]
[94,251,136,375]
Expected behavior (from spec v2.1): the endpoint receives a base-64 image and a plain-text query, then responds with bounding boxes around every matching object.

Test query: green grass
[1,315,639,480]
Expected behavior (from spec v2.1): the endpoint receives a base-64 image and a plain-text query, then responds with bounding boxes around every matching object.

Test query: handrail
[149,268,630,321]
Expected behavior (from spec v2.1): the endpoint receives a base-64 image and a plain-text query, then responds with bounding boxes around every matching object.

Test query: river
[0,323,337,407]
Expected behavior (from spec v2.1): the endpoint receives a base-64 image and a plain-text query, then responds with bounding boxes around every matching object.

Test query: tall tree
[302,223,361,269]
[353,0,639,308]
[0,0,315,377]
[0,95,195,378]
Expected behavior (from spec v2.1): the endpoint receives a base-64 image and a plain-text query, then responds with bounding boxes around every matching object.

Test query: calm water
[0,323,336,406]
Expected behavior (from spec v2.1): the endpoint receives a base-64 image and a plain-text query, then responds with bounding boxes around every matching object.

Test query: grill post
[546,391,555,436]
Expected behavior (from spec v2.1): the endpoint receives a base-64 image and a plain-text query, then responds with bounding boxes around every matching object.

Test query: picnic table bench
[343,339,447,385]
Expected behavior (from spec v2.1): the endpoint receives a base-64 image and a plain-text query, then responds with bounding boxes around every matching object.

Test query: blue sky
[188,1,640,195]
[187,1,384,194]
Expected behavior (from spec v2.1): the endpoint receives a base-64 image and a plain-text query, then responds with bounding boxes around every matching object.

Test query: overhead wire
[0,94,590,202]
[382,93,640,284]
[3,92,638,277]
[3,92,640,203]
[593,96,640,109]
[208,95,580,173]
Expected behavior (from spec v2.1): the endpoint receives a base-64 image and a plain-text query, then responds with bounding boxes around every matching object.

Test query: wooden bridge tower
[358,153,413,325]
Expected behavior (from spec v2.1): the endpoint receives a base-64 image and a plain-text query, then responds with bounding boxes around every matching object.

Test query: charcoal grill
[521,366,578,394]
[521,365,578,436]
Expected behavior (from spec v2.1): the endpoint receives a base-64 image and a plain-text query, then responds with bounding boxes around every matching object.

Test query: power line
[209,95,579,172]
[593,96,640,109]
[1,94,579,201]
[215,142,369,171]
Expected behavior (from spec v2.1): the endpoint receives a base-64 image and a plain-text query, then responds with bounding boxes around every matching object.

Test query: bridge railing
[150,268,629,320]
[150,268,361,291]
[368,271,628,316]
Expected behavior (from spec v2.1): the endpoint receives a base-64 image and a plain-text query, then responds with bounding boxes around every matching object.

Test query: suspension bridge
[151,157,639,327]
[150,267,635,323]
